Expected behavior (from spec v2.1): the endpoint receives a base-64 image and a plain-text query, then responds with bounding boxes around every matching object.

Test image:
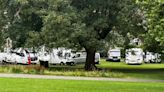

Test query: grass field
[97,60,164,80]
[98,59,164,69]
[0,78,164,92]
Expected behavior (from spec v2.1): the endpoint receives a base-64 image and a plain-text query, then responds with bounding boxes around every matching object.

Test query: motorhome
[106,49,121,62]
[145,52,161,63]
[5,48,38,64]
[125,48,143,64]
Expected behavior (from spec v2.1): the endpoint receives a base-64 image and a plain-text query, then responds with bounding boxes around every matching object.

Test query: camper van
[106,49,121,62]
[125,48,143,64]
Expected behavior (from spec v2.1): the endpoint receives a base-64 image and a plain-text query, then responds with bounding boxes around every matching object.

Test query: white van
[125,48,143,64]
[106,49,121,62]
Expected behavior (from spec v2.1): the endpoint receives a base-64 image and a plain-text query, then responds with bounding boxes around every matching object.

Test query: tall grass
[0,65,126,78]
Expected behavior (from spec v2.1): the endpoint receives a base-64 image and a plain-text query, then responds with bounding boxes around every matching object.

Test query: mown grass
[0,78,164,92]
[97,59,164,80]
[98,59,164,69]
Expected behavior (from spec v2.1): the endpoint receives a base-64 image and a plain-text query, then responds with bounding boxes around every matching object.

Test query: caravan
[39,48,72,65]
[66,52,100,65]
[49,48,70,65]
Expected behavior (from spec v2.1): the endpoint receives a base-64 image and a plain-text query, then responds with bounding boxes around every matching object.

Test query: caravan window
[16,53,25,57]
[65,53,71,58]
[77,54,80,57]
[57,51,63,57]
[73,54,81,58]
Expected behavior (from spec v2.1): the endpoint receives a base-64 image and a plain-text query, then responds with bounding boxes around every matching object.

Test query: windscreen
[109,51,120,57]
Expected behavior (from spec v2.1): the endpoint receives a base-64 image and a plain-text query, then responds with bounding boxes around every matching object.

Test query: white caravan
[49,48,69,65]
[66,52,100,65]
[95,53,101,64]
[38,46,50,62]
[145,52,161,63]
[0,53,7,63]
[106,49,121,62]
[125,48,143,64]
[38,48,69,65]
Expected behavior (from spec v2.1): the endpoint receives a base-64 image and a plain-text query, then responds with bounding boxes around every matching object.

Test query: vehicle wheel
[95,61,99,64]
[60,62,65,65]
[144,61,149,64]
[106,59,110,62]
[150,60,153,63]
[2,60,6,65]
[70,62,75,66]
[157,61,161,63]
[14,61,17,65]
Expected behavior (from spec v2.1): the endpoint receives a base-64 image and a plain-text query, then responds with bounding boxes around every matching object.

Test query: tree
[1,0,145,70]
[0,0,9,49]
[40,0,143,70]
[137,0,164,53]
[0,0,45,48]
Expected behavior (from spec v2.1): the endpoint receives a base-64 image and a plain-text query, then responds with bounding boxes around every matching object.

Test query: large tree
[40,0,143,70]
[1,0,145,70]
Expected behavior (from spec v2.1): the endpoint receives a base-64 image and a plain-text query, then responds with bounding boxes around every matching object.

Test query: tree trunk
[85,48,97,71]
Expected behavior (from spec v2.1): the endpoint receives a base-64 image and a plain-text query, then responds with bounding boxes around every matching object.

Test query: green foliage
[0,0,45,48]
[137,0,164,53]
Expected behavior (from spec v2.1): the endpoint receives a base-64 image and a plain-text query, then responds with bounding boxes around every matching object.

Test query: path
[0,73,164,83]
